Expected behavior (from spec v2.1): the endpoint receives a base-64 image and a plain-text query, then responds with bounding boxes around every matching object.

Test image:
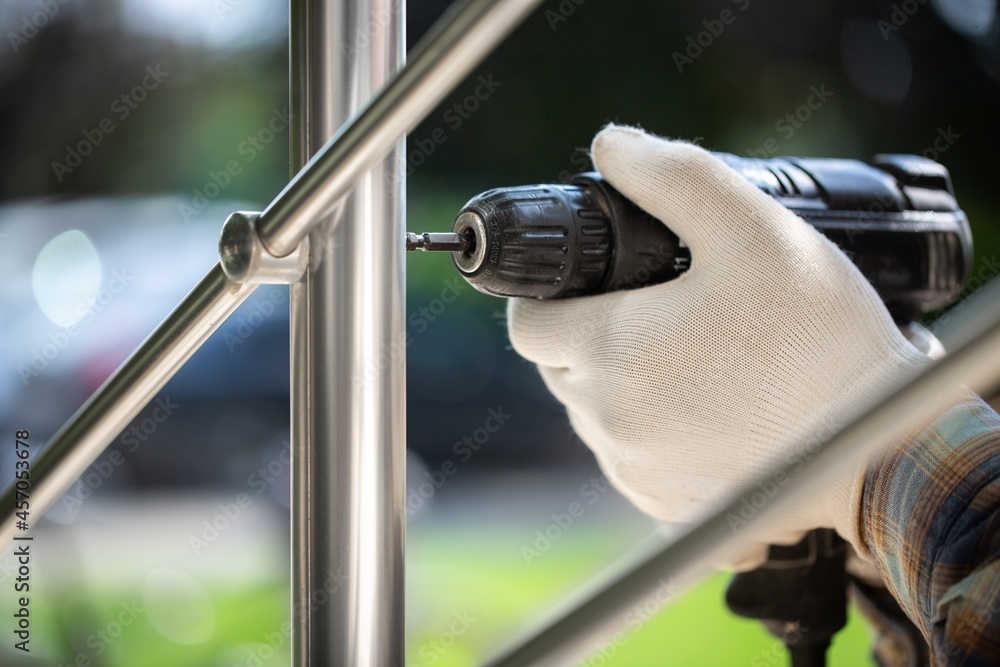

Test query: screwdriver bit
[405,231,472,253]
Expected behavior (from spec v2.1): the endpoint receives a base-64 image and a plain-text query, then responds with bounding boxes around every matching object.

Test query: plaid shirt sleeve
[863,394,1000,666]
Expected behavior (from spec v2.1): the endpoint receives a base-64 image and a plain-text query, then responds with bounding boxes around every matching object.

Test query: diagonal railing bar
[0,266,255,548]
[0,0,543,549]
[484,278,1000,666]
[259,0,544,257]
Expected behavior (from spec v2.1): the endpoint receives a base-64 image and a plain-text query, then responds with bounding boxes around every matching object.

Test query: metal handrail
[259,0,545,257]
[289,0,406,663]
[0,0,544,548]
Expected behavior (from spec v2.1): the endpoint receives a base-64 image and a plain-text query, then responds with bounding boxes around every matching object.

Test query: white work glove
[508,125,928,565]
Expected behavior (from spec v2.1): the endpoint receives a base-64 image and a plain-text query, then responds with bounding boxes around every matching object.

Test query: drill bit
[405,232,472,253]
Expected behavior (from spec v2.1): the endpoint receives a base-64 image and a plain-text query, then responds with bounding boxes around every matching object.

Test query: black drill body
[424,153,972,322]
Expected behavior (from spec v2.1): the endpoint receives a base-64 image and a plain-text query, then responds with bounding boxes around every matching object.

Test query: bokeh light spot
[32,230,102,327]
[840,18,913,105]
[142,568,216,645]
[932,0,996,37]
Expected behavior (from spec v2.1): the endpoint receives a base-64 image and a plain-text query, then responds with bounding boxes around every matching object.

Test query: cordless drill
[406,152,972,666]
[407,153,971,321]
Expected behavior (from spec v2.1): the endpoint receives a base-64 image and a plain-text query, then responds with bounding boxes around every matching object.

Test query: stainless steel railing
[0,1,542,665]
[3,1,999,665]
[288,0,406,663]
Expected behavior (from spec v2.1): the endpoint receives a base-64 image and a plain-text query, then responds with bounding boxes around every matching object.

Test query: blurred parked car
[0,196,586,520]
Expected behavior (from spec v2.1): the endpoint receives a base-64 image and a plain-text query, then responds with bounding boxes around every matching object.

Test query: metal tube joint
[220,211,310,285]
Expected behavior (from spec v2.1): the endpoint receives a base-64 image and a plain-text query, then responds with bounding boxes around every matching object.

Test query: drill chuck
[447,173,691,300]
[410,153,973,320]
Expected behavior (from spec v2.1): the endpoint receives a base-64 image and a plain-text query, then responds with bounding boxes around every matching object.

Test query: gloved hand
[508,125,928,564]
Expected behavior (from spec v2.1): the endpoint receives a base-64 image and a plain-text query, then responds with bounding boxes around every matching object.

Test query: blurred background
[1,0,999,664]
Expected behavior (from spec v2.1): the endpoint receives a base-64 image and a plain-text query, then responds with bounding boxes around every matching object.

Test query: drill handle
[570,157,970,319]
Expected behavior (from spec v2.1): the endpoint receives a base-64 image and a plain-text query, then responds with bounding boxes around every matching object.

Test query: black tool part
[406,231,472,252]
[448,178,680,300]
[569,173,689,293]
[725,529,849,667]
[451,154,972,320]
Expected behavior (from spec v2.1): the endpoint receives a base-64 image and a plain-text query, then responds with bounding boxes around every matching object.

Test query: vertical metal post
[290,0,405,665]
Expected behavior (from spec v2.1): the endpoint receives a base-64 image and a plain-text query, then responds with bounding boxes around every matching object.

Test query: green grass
[405,527,874,666]
[3,525,875,666]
